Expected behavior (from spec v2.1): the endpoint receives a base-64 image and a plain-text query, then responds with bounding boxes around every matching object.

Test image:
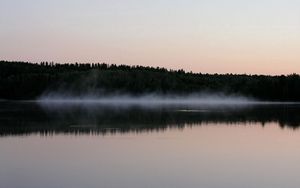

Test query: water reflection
[1,101,300,136]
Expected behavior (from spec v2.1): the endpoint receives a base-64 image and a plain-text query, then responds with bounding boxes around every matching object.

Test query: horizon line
[1,59,299,77]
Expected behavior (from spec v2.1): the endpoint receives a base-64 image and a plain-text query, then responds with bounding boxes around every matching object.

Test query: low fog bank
[37,92,261,106]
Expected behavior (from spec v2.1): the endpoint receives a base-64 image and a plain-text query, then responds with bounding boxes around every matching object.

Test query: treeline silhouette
[1,60,300,100]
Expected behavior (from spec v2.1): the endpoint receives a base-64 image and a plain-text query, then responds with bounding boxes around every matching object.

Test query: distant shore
[1,61,300,101]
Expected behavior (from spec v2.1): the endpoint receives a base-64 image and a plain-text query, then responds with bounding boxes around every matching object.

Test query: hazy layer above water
[38,93,257,106]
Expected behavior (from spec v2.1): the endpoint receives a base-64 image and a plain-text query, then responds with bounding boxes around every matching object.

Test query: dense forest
[1,60,300,101]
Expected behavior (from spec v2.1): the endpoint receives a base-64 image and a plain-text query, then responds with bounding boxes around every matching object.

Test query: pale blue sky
[1,0,299,74]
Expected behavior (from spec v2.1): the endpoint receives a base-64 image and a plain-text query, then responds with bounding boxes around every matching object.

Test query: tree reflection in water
[1,101,300,136]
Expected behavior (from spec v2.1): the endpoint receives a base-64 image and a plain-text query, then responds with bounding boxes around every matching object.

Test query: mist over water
[37,92,258,106]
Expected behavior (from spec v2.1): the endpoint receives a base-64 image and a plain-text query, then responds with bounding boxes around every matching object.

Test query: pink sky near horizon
[1,0,299,75]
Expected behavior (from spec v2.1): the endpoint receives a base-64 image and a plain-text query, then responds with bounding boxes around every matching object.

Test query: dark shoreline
[1,60,300,101]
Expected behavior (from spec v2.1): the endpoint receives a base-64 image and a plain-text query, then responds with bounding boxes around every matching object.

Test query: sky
[0,0,299,75]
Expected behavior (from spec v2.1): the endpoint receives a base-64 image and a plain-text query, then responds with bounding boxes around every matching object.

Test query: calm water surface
[1,102,300,188]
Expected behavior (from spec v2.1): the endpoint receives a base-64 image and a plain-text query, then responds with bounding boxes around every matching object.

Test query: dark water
[1,102,300,188]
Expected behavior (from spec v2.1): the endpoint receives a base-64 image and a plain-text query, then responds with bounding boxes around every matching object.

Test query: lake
[1,101,300,188]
